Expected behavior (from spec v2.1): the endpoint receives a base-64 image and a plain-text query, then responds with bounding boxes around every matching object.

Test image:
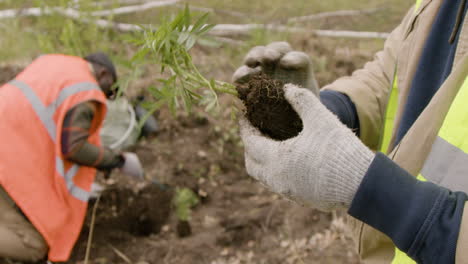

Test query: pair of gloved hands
[90,152,144,198]
[234,42,375,211]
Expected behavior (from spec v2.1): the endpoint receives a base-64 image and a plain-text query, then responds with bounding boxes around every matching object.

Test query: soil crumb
[176,220,192,238]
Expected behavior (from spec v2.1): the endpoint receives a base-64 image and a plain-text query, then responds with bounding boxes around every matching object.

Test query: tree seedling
[131,5,301,140]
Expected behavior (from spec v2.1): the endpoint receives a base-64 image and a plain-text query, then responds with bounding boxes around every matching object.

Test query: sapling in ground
[133,6,302,140]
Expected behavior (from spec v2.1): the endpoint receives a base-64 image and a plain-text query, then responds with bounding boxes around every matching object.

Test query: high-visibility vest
[0,54,107,261]
[390,78,468,264]
[382,1,428,263]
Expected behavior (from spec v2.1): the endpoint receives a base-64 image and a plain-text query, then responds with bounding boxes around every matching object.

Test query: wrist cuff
[348,153,466,263]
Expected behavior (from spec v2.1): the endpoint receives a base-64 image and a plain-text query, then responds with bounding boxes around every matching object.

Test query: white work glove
[232,42,319,95]
[120,152,144,180]
[240,84,375,211]
[89,183,105,199]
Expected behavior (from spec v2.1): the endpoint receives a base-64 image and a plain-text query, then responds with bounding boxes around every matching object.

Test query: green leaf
[191,13,209,33]
[132,47,150,62]
[184,36,197,50]
[182,90,193,112]
[197,23,216,36]
[124,5,237,116]
[205,98,217,112]
[185,88,203,99]
[183,4,191,26]
[210,78,217,91]
[177,32,191,44]
[149,86,164,99]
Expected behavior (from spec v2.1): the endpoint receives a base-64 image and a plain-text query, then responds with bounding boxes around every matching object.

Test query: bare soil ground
[0,36,374,264]
[72,36,372,264]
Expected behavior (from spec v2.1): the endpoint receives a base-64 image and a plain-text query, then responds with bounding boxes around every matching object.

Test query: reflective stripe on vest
[415,0,423,12]
[380,0,425,155]
[418,76,468,190]
[380,74,399,153]
[9,79,100,202]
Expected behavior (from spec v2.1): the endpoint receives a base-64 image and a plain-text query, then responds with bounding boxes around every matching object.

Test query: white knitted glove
[121,152,144,180]
[240,84,375,211]
[232,42,319,95]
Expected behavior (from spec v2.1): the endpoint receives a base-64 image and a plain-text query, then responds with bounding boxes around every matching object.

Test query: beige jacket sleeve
[322,8,415,150]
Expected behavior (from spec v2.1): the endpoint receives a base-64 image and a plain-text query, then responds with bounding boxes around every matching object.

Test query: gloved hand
[232,41,319,95]
[120,152,144,180]
[240,84,375,211]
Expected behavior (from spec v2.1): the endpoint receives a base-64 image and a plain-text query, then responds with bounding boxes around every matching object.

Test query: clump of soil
[236,73,303,140]
[176,220,192,238]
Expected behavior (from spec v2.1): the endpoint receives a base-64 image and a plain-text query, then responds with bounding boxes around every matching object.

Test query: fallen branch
[210,24,390,39]
[313,29,389,39]
[94,0,151,7]
[0,1,181,19]
[287,8,382,23]
[92,1,248,18]
[174,4,248,18]
[0,8,390,40]
[211,36,244,46]
[0,7,143,31]
[91,0,180,16]
[209,23,307,37]
[0,7,44,19]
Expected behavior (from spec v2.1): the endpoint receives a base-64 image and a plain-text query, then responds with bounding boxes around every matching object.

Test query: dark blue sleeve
[320,90,360,135]
[349,153,468,263]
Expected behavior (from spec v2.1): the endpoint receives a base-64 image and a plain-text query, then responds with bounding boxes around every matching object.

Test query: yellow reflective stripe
[417,174,427,182]
[392,248,416,264]
[380,75,399,153]
[438,76,468,152]
[415,0,423,14]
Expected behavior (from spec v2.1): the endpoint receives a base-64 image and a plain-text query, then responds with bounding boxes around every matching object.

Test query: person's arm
[329,82,468,263]
[61,102,124,170]
[320,90,360,135]
[321,7,416,150]
[349,153,468,263]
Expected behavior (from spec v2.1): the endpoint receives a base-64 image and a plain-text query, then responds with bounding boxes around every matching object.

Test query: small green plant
[129,6,238,119]
[173,187,200,221]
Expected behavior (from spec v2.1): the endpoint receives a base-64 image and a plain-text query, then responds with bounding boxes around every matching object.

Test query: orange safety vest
[0,54,107,261]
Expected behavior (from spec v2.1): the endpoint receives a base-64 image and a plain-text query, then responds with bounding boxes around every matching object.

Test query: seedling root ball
[236,74,303,141]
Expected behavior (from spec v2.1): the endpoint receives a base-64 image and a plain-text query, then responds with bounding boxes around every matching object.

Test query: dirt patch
[62,98,360,264]
[64,37,372,263]
[237,73,303,140]
[0,65,23,85]
[0,35,374,264]
[91,184,173,237]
